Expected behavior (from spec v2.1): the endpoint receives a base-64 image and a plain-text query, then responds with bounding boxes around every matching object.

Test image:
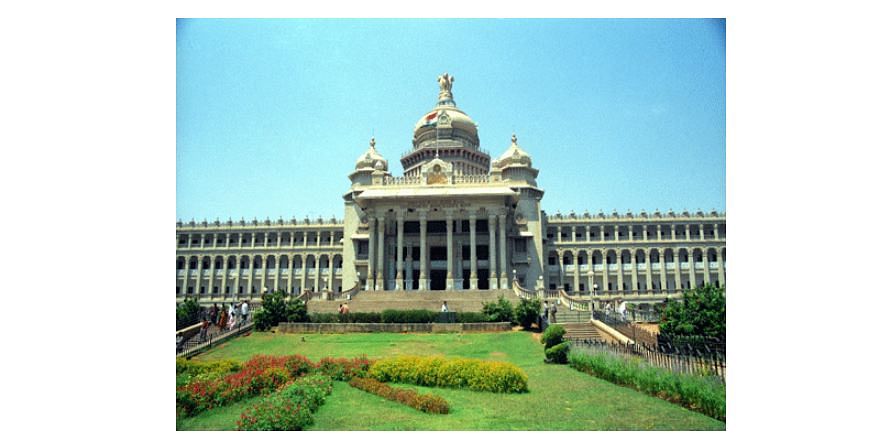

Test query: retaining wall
[276,322,512,334]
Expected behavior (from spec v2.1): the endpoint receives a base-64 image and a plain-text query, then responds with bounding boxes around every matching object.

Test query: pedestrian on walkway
[241,300,249,323]
[550,301,558,323]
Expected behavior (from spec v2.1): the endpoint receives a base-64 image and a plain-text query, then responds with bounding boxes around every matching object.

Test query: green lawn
[178,331,725,430]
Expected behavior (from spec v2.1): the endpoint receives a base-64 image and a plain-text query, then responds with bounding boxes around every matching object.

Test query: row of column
[179,230,340,249]
[553,223,723,243]
[553,247,725,294]
[365,211,508,291]
[179,254,340,298]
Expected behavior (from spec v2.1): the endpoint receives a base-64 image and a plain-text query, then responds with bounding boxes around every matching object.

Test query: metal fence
[176,318,254,357]
[570,338,726,383]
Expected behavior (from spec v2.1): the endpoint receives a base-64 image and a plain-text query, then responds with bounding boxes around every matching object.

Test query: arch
[678,248,689,262]
[280,255,290,269]
[561,250,574,265]
[227,255,237,269]
[591,250,603,265]
[176,256,185,270]
[576,249,587,265]
[606,250,617,264]
[253,255,263,269]
[319,254,330,268]
[332,254,343,268]
[214,256,224,269]
[240,255,250,269]
[620,250,632,264]
[721,247,726,262]
[663,248,675,262]
[692,248,704,262]
[649,248,660,263]
[547,251,559,266]
[305,254,316,268]
[201,256,211,269]
[266,255,276,269]
[292,255,303,270]
[707,247,718,262]
[634,249,646,263]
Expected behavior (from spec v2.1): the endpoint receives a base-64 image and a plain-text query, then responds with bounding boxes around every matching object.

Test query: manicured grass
[184,332,725,430]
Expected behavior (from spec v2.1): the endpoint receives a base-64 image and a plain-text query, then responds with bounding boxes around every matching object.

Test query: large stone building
[176,74,726,307]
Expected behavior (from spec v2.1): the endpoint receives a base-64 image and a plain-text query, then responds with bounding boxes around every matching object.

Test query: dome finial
[511,133,517,145]
[369,136,376,148]
[437,72,455,106]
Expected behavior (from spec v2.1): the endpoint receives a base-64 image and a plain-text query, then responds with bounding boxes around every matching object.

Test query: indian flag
[423,111,438,127]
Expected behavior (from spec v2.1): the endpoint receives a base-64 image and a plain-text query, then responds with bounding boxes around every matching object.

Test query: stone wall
[276,322,512,334]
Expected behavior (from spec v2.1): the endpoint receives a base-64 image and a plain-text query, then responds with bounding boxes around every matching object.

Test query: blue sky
[177,18,725,221]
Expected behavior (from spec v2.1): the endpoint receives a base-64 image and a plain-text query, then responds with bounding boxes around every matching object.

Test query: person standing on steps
[550,301,558,324]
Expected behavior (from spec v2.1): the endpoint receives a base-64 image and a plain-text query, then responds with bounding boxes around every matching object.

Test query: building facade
[176,74,725,304]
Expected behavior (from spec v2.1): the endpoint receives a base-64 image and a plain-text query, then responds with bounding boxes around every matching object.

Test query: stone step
[307,288,518,313]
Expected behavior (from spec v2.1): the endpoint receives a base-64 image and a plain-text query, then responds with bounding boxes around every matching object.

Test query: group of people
[199,301,250,340]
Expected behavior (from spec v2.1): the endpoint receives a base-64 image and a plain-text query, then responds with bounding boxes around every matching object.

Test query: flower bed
[349,376,450,414]
[569,351,725,421]
[177,354,315,417]
[237,374,334,431]
[316,356,372,381]
[368,356,528,393]
[176,358,241,387]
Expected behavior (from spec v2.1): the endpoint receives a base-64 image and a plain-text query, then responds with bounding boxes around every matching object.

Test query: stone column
[614,225,619,242]
[499,213,508,289]
[285,255,293,296]
[488,214,497,289]
[717,248,726,287]
[685,224,691,241]
[248,255,256,297]
[657,225,663,241]
[446,212,455,290]
[194,255,203,298]
[396,213,405,291]
[558,249,565,290]
[616,250,623,294]
[274,255,280,292]
[703,250,712,286]
[367,217,375,290]
[601,250,609,295]
[419,211,428,290]
[182,256,191,296]
[468,213,478,290]
[659,251,667,294]
[299,256,307,295]
[328,255,335,293]
[376,215,385,291]
[405,243,413,290]
[251,233,256,248]
[314,254,321,293]
[645,251,653,294]
[220,259,228,299]
[238,233,243,248]
[699,224,705,240]
[557,226,562,243]
[631,252,638,294]
[225,235,231,248]
[673,248,682,293]
[186,234,193,248]
[687,248,695,291]
[573,250,581,293]
[628,225,633,242]
[585,225,591,242]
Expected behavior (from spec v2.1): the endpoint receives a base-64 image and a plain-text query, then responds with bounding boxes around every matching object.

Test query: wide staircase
[307,288,519,314]
[552,306,603,340]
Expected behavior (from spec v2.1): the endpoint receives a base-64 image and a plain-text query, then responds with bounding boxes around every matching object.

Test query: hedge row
[307,310,497,324]
[176,354,315,417]
[176,358,241,387]
[368,356,528,393]
[237,374,334,431]
[569,351,725,421]
[349,376,450,414]
[315,356,372,381]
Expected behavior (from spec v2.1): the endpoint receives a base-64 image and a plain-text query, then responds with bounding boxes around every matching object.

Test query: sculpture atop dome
[494,133,533,169]
[354,136,388,171]
[436,72,455,107]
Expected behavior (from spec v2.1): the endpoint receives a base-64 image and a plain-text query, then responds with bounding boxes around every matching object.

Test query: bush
[381,309,438,323]
[660,284,725,339]
[569,352,725,421]
[176,297,202,330]
[541,324,566,348]
[309,312,340,323]
[368,355,528,393]
[316,356,372,381]
[514,298,542,329]
[236,374,333,431]
[349,376,450,414]
[482,296,514,323]
[286,297,308,323]
[253,291,309,331]
[544,341,570,364]
[176,354,315,417]
[176,358,241,387]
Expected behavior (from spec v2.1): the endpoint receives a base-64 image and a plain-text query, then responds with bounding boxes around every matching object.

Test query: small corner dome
[494,134,532,168]
[355,137,388,170]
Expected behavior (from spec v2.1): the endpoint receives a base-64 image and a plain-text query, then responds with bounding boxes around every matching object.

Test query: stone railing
[558,290,591,312]
[511,279,539,300]
[326,281,360,301]
[455,174,490,184]
[545,209,725,223]
[177,216,343,229]
[384,176,420,186]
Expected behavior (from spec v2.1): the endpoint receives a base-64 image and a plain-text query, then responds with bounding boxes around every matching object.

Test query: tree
[176,297,201,330]
[659,284,725,339]
[253,290,309,331]
[482,296,514,323]
[513,297,541,330]
[541,324,569,364]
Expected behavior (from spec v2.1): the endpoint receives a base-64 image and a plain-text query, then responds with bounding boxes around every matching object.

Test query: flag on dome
[423,111,438,127]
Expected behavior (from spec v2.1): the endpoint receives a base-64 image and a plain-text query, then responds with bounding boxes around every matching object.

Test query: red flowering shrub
[316,356,372,381]
[177,354,316,417]
[236,374,333,431]
[368,356,528,393]
[349,376,450,414]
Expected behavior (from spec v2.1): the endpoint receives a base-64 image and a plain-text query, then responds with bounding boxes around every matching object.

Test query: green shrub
[541,324,566,348]
[368,355,528,393]
[660,284,725,339]
[482,296,514,323]
[569,351,725,421]
[236,374,333,430]
[286,297,308,323]
[514,297,541,329]
[348,312,382,323]
[545,341,570,364]
[176,297,201,330]
[316,356,372,381]
[308,312,340,323]
[176,358,241,386]
[381,309,439,323]
[349,376,450,414]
